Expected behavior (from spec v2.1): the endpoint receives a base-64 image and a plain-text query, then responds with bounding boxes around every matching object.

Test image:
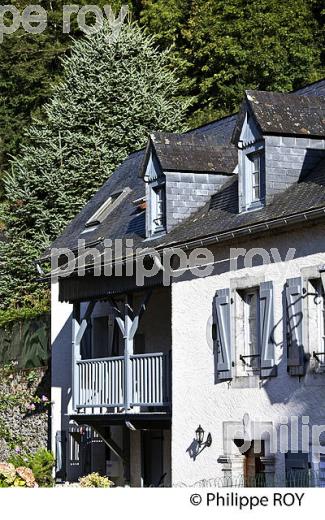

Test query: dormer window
[242,147,264,211]
[151,182,166,233]
[249,152,261,203]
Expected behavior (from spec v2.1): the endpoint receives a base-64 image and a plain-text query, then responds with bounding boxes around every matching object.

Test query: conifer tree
[0,21,188,310]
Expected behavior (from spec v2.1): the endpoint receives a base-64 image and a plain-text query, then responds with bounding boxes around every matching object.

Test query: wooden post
[72,301,95,412]
[124,295,133,410]
[108,292,152,411]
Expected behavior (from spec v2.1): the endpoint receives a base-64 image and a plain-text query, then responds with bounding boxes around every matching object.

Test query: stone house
[43,78,325,486]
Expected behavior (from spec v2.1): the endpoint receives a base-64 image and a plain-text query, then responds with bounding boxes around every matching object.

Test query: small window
[151,184,166,233]
[251,154,261,202]
[319,454,325,487]
[239,288,261,372]
[85,189,127,229]
[308,279,325,366]
[285,452,309,486]
[243,150,264,210]
[244,289,260,368]
[315,280,325,352]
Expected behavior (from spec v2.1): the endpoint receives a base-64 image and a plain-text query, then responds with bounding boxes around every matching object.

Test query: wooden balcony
[75,352,171,413]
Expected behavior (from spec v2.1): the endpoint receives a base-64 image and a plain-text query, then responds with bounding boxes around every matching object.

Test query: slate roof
[149,157,325,249]
[148,132,237,174]
[44,79,325,264]
[243,90,325,138]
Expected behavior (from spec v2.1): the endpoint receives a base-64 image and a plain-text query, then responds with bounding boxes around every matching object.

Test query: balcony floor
[70,411,171,429]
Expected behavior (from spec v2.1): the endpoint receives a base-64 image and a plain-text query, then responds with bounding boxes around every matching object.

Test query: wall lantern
[195,425,212,448]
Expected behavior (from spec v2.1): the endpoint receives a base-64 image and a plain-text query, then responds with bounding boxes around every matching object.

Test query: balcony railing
[75,352,170,412]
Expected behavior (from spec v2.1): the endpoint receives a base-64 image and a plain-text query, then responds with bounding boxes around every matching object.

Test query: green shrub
[79,472,114,488]
[9,448,54,487]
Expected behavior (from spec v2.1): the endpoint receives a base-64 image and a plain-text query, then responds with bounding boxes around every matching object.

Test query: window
[285,452,309,487]
[250,154,260,202]
[319,454,325,487]
[307,279,325,370]
[214,281,275,381]
[235,287,261,375]
[84,188,129,230]
[151,184,166,233]
[240,288,261,372]
[315,280,325,352]
[242,149,264,211]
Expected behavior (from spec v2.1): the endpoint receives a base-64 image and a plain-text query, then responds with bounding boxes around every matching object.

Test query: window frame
[241,143,265,211]
[150,180,166,234]
[84,188,129,230]
[250,153,261,202]
[306,278,325,365]
[237,286,261,375]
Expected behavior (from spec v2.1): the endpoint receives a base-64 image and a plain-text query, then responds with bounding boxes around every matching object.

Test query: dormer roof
[233,90,325,144]
[141,132,237,177]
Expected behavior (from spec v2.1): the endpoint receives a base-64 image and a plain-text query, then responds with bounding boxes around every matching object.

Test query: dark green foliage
[0,316,49,368]
[139,0,325,125]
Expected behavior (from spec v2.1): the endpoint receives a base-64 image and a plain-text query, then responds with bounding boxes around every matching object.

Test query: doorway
[243,440,265,487]
[141,430,165,487]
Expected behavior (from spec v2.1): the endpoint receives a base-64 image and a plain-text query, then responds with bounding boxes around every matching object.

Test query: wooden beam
[95,427,128,463]
[129,290,153,339]
[75,301,96,345]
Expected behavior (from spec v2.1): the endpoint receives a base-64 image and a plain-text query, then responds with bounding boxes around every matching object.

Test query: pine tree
[139,0,324,126]
[0,21,188,310]
[0,0,129,187]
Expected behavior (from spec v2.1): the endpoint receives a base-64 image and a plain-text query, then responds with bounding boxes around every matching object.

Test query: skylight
[85,188,130,228]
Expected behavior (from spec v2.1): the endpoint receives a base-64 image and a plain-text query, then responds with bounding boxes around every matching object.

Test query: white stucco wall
[171,222,325,485]
[51,282,73,456]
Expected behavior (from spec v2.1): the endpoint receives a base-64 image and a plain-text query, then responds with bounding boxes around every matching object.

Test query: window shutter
[259,281,276,378]
[213,288,233,380]
[285,277,305,376]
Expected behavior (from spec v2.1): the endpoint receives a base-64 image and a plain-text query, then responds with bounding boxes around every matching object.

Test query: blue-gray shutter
[259,281,276,378]
[213,288,233,380]
[285,277,305,376]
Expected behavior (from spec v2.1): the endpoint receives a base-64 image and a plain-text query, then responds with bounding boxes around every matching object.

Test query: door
[142,430,164,487]
[244,440,265,487]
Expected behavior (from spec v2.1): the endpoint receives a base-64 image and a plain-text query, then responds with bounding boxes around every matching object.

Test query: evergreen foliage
[0,22,188,309]
[0,0,126,183]
[139,0,325,125]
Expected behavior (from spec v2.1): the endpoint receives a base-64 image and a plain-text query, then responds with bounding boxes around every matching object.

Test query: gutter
[164,205,325,252]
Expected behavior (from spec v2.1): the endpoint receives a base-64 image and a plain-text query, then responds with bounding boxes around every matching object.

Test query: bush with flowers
[9,448,54,487]
[79,473,114,488]
[0,462,37,487]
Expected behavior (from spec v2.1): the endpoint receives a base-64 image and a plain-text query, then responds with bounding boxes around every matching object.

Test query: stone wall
[165,171,230,231]
[0,366,50,461]
[264,135,325,202]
